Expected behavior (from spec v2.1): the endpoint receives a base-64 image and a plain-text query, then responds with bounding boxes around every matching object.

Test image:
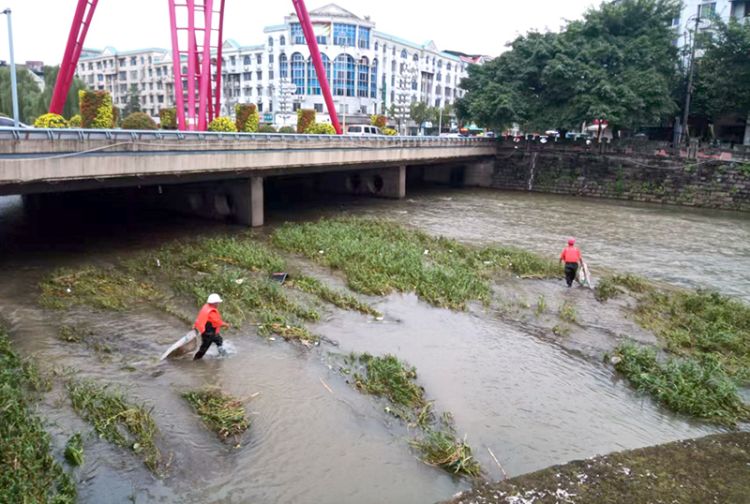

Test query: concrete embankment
[445,432,750,504]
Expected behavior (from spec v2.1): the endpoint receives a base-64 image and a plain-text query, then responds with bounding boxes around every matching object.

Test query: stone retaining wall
[489,143,750,212]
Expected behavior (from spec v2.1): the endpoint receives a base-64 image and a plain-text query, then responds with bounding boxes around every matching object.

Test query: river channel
[0,187,746,504]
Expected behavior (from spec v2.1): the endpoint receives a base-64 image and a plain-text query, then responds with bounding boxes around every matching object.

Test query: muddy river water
[0,188,747,504]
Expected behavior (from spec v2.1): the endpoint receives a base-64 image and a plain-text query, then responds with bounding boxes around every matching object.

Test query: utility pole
[2,8,19,127]
[681,7,701,146]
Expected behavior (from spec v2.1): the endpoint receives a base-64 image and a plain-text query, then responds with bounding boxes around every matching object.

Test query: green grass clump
[410,429,482,478]
[636,290,750,376]
[67,380,162,473]
[613,343,749,426]
[272,218,559,310]
[559,301,577,323]
[183,388,250,443]
[40,267,162,311]
[535,295,547,316]
[353,353,426,409]
[289,275,382,317]
[595,273,651,302]
[64,433,84,467]
[0,329,77,503]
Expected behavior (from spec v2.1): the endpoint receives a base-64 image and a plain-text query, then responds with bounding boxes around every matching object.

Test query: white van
[347,125,381,136]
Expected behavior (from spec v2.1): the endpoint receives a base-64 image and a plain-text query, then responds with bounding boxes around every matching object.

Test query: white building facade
[672,0,749,50]
[75,3,477,129]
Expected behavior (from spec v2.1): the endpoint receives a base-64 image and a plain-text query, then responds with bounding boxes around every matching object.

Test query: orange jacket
[560,246,581,263]
[194,304,227,334]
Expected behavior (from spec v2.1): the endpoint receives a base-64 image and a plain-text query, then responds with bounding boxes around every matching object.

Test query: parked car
[347,125,381,136]
[0,117,29,128]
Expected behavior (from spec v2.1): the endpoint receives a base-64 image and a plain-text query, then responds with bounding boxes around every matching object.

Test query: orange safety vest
[560,246,581,263]
[194,304,225,334]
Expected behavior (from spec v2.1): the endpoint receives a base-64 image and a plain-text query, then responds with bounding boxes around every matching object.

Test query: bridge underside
[17,159,495,227]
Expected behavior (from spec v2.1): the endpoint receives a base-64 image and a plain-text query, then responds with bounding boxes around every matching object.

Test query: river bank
[445,431,750,504]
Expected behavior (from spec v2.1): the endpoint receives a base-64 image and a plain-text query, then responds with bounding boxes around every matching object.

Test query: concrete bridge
[0,128,496,226]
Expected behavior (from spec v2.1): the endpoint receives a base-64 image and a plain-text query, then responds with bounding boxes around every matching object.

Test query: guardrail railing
[0,127,495,146]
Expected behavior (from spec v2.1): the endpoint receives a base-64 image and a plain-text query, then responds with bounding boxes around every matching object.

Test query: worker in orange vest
[193,293,229,360]
[559,238,583,288]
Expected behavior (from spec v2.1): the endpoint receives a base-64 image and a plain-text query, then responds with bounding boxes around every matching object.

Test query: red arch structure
[49,0,342,133]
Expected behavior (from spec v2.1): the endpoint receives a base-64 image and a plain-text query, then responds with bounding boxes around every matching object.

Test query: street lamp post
[2,8,19,127]
[681,7,702,147]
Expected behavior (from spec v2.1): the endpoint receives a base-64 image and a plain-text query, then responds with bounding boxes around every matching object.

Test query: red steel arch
[49,0,342,133]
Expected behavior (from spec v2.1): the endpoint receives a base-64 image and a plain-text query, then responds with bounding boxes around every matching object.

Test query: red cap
[568,238,576,246]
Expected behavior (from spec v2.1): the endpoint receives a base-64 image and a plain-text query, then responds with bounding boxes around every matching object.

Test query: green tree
[0,67,42,124]
[34,66,86,119]
[409,101,432,127]
[457,0,681,133]
[691,19,750,144]
[123,84,141,117]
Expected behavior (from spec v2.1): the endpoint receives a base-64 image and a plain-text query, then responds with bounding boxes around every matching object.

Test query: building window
[333,54,355,96]
[411,78,417,90]
[374,41,379,51]
[280,53,288,79]
[269,70,274,79]
[256,53,262,64]
[130,57,137,65]
[258,102,263,112]
[291,23,305,44]
[230,56,236,66]
[257,70,262,80]
[358,26,370,49]
[314,103,323,112]
[333,24,356,46]
[437,72,442,82]
[291,52,305,94]
[698,2,717,18]
[307,54,331,95]
[269,54,274,64]
[401,49,407,59]
[357,57,370,97]
[447,62,452,71]
[280,35,286,46]
[382,43,387,54]
[244,55,251,65]
[370,58,378,98]
[268,36,274,47]
[293,102,301,111]
[243,72,252,80]
[437,60,443,68]
[391,60,396,72]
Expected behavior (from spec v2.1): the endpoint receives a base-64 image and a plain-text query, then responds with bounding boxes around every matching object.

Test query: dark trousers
[564,262,579,287]
[194,332,223,360]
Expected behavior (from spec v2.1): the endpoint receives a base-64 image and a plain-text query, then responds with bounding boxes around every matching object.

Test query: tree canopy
[0,66,85,123]
[457,0,682,132]
[691,19,750,122]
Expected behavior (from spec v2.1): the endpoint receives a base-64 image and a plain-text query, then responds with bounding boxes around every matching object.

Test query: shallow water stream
[0,188,745,503]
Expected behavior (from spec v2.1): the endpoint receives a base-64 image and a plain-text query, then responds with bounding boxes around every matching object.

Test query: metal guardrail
[0,127,495,146]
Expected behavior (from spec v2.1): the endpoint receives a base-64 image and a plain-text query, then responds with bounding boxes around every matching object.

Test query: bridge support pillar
[230,176,264,227]
[378,165,406,199]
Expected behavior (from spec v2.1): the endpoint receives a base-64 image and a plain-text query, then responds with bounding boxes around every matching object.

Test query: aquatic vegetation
[613,343,749,426]
[341,352,481,478]
[67,380,162,473]
[0,329,77,503]
[535,295,547,316]
[595,273,652,302]
[183,388,250,443]
[552,324,571,337]
[635,290,750,376]
[58,324,82,343]
[272,218,559,310]
[64,433,84,467]
[410,429,482,478]
[558,301,577,323]
[353,353,426,410]
[40,266,162,311]
[289,274,381,317]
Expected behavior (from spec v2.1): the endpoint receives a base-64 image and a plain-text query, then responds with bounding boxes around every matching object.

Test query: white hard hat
[207,293,223,304]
